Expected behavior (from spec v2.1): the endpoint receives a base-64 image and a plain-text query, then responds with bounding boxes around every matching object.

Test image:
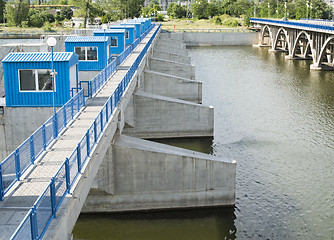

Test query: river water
[73,46,334,239]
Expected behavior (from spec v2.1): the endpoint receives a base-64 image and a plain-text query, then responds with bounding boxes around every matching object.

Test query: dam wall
[163,31,258,46]
[82,29,236,213]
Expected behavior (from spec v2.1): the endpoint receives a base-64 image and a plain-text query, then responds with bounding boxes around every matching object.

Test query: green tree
[191,0,209,19]
[0,0,5,23]
[60,6,73,20]
[167,2,186,19]
[29,9,54,27]
[70,0,102,27]
[120,0,144,19]
[5,0,29,27]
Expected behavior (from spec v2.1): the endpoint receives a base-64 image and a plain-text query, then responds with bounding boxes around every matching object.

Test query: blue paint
[109,25,135,46]
[2,52,78,107]
[65,36,111,71]
[94,29,126,55]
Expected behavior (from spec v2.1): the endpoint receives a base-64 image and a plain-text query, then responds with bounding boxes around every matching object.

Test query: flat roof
[2,52,77,62]
[65,36,109,43]
[94,29,126,34]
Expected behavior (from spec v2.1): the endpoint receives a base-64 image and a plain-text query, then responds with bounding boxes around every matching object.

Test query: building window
[110,36,118,47]
[75,47,98,61]
[19,69,54,91]
[126,30,129,39]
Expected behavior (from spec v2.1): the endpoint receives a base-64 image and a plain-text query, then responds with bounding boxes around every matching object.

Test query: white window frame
[74,46,99,61]
[18,69,55,92]
[110,36,118,47]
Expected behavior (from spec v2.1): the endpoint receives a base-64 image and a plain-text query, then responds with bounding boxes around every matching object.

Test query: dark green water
[73,46,334,239]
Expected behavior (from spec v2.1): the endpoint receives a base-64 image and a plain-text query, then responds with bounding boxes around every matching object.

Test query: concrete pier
[142,70,202,103]
[83,134,236,212]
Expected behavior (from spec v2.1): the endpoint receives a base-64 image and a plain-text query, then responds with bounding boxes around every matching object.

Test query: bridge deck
[0,28,155,239]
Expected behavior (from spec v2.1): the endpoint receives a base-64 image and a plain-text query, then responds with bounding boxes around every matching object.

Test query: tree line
[167,0,333,21]
[1,0,333,29]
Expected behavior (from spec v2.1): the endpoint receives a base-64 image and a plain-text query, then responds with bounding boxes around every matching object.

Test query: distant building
[160,0,170,10]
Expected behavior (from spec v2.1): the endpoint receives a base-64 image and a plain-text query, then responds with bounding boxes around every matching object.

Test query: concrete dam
[0,25,236,239]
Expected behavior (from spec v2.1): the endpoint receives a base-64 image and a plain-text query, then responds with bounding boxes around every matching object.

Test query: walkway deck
[0,27,156,240]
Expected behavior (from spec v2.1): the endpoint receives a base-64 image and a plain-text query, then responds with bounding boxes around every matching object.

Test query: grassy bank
[160,17,248,30]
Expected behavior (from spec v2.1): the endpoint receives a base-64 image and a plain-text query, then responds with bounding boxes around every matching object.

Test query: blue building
[109,25,135,46]
[123,22,141,39]
[93,29,125,55]
[64,36,111,71]
[128,20,145,34]
[2,52,78,107]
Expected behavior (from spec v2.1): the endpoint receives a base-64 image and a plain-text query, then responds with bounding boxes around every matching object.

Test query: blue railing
[250,18,334,32]
[10,23,160,240]
[80,24,155,98]
[0,89,85,202]
[117,45,131,65]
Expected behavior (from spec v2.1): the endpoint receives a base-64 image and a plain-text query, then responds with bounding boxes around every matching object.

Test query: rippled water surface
[73,46,334,240]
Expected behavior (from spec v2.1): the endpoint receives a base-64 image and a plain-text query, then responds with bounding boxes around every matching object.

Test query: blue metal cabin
[2,52,78,107]
[93,29,125,55]
[109,25,135,46]
[64,36,110,71]
[128,20,145,34]
[123,22,141,38]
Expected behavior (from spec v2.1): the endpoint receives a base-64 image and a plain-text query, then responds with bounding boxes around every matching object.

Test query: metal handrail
[10,23,160,240]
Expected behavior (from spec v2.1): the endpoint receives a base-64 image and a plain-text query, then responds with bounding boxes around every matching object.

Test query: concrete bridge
[251,18,334,70]
[0,25,236,239]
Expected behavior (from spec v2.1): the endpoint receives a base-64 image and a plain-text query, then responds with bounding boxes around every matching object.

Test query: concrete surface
[148,57,195,80]
[83,134,236,212]
[142,69,202,103]
[122,91,213,139]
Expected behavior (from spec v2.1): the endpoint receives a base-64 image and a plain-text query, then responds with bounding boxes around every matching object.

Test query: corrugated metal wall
[3,61,71,107]
[94,32,125,55]
[65,41,107,71]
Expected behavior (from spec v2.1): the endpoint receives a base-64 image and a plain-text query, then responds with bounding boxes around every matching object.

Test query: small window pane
[126,30,129,39]
[20,70,36,91]
[87,47,98,60]
[75,47,85,60]
[38,69,53,91]
[111,37,117,47]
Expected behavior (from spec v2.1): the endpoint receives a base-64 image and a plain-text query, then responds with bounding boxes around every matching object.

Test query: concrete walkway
[0,27,157,240]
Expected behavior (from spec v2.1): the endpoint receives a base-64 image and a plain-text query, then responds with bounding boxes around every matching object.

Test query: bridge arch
[291,31,314,62]
[316,35,334,69]
[273,27,290,52]
[260,25,273,46]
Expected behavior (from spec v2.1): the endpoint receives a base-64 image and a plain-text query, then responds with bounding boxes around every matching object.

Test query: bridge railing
[10,23,161,240]
[250,18,334,32]
[0,89,85,201]
[79,24,155,99]
[165,28,255,33]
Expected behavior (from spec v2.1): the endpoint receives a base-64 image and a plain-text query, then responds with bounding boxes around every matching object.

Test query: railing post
[71,99,74,119]
[50,178,56,217]
[82,90,85,107]
[30,136,35,164]
[106,102,109,122]
[94,120,97,142]
[77,145,81,173]
[0,165,4,201]
[86,131,90,156]
[100,112,103,131]
[15,149,21,181]
[53,113,58,139]
[42,125,46,150]
[30,206,38,240]
[65,158,71,192]
[63,107,67,127]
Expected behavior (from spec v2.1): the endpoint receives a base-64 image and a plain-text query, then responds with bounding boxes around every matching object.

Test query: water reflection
[73,208,236,240]
[151,137,214,154]
[74,46,334,240]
